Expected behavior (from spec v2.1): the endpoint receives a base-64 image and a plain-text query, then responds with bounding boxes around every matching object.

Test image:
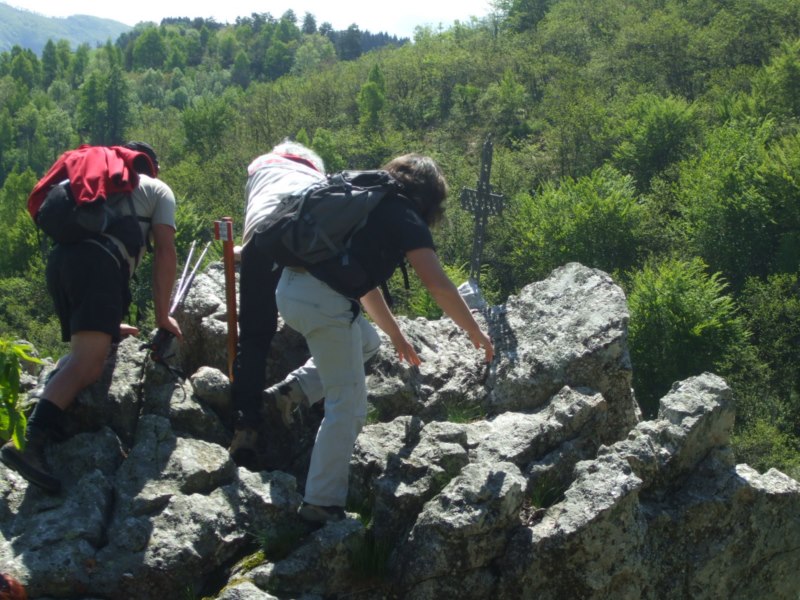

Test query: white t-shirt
[104,174,177,274]
[241,153,325,247]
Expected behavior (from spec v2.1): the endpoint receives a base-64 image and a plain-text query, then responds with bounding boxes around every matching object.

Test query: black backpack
[253,170,407,297]
[36,180,147,259]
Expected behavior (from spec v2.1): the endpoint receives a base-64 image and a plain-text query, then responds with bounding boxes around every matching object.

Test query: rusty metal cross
[460,137,505,283]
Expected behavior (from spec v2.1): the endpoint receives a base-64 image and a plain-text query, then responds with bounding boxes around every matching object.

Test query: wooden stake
[214,217,238,380]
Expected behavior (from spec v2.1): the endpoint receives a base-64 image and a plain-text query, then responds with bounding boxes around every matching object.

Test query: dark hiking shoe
[228,427,258,468]
[0,437,61,494]
[229,427,258,455]
[297,502,346,523]
[264,378,306,427]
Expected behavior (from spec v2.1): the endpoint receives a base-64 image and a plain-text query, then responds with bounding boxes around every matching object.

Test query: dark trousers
[231,239,282,426]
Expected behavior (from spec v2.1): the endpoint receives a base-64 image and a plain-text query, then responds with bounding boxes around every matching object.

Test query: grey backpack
[255,170,404,264]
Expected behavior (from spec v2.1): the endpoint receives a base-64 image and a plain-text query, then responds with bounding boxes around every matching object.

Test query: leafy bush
[387,261,471,320]
[508,165,646,285]
[0,274,66,359]
[626,256,749,417]
[611,93,697,192]
[726,273,800,448]
[738,273,800,401]
[672,121,776,289]
[732,419,800,481]
[0,338,41,448]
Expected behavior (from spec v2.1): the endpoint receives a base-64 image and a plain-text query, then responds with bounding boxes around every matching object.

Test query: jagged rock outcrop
[1,262,797,599]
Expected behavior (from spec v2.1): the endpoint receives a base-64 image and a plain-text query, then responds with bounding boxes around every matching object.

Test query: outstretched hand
[389,331,422,366]
[468,328,494,363]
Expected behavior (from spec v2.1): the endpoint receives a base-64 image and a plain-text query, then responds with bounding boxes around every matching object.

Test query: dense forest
[0,0,798,479]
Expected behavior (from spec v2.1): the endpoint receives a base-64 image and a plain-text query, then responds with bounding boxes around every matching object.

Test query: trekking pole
[172,241,210,314]
[172,240,196,314]
[141,240,211,377]
[214,217,238,381]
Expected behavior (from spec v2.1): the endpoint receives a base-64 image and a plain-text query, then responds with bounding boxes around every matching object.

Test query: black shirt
[310,194,435,298]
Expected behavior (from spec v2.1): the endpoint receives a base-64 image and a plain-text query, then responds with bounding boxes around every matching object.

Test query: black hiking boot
[228,427,259,469]
[0,428,61,494]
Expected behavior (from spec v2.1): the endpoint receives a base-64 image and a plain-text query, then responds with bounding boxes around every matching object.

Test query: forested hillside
[0,2,131,55]
[1,0,798,478]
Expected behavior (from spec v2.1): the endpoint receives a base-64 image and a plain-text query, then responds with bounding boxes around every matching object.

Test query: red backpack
[28,145,155,254]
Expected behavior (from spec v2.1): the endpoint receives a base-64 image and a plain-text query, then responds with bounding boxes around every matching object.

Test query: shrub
[0,338,41,448]
[626,256,749,417]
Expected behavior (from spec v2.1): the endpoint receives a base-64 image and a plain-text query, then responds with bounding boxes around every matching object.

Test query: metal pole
[215,217,238,381]
[171,240,195,315]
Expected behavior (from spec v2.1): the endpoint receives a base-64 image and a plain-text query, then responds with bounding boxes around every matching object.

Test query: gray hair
[271,139,325,173]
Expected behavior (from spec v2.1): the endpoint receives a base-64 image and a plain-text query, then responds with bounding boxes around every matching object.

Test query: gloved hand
[141,327,175,364]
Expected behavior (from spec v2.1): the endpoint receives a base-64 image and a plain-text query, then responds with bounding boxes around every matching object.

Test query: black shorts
[46,241,131,343]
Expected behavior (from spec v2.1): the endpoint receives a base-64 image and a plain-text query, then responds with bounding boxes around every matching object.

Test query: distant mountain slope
[0,2,131,55]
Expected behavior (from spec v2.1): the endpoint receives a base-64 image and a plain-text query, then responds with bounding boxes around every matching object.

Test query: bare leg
[44,330,112,410]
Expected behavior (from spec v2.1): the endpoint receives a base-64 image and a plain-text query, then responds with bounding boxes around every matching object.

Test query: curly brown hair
[382,154,448,227]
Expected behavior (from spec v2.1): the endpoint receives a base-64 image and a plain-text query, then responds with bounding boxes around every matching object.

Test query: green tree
[76,71,107,142]
[291,34,336,76]
[182,95,233,159]
[0,108,14,180]
[754,39,800,119]
[452,83,482,126]
[276,11,301,44]
[10,47,39,90]
[136,69,167,108]
[508,165,645,283]
[311,128,345,172]
[73,44,131,146]
[499,0,555,32]
[217,31,240,69]
[611,93,696,192]
[0,168,39,277]
[165,45,188,71]
[41,40,58,87]
[69,43,90,89]
[40,107,75,163]
[738,273,800,402]
[673,121,776,289]
[755,131,800,273]
[264,40,294,80]
[55,40,72,80]
[132,27,168,71]
[337,25,363,61]
[14,104,40,166]
[105,56,130,144]
[358,65,386,132]
[603,9,698,97]
[0,275,66,360]
[480,68,531,141]
[231,51,252,88]
[627,257,749,417]
[539,71,613,178]
[302,12,317,35]
[184,29,205,67]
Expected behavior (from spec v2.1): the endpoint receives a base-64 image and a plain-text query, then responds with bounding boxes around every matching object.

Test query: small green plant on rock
[444,399,484,423]
[253,521,308,562]
[349,530,393,582]
[528,472,568,509]
[0,338,41,449]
